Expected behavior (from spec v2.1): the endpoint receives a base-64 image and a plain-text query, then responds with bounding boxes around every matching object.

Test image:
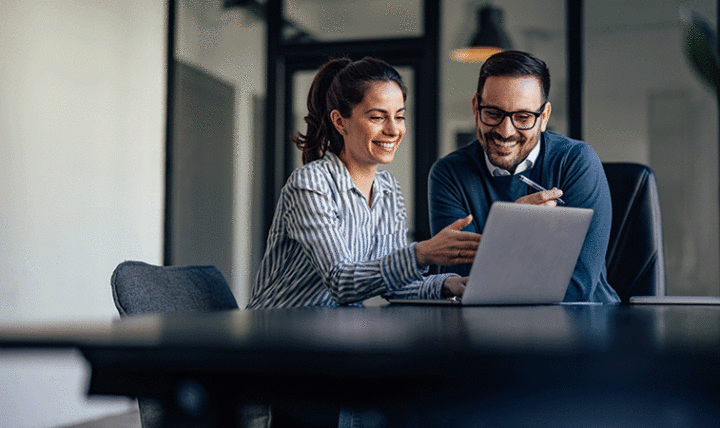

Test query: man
[429,50,619,303]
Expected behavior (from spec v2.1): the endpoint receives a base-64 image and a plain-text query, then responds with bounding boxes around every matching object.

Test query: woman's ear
[330,109,345,135]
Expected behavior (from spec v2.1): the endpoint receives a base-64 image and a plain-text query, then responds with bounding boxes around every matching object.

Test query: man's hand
[415,215,481,267]
[441,275,467,298]
[515,188,564,206]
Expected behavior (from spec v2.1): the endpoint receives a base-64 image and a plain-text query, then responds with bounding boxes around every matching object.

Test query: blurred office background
[0,0,718,426]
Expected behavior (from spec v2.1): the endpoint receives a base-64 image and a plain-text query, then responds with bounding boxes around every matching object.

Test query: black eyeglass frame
[476,102,548,130]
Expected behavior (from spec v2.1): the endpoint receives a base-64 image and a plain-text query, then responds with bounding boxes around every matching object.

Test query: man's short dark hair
[476,50,550,103]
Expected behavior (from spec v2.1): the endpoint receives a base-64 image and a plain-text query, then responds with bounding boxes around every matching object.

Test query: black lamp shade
[471,6,512,49]
[451,5,513,63]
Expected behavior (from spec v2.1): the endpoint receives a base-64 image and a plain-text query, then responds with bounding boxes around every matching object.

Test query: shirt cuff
[421,273,459,299]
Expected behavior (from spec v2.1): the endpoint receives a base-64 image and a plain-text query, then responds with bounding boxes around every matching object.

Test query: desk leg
[139,379,266,428]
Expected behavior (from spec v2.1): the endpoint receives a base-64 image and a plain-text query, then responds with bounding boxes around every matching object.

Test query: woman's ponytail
[292,58,351,164]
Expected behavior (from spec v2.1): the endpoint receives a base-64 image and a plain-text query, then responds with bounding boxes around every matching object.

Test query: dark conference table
[3,303,720,427]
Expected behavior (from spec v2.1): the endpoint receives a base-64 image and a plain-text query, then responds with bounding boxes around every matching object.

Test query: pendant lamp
[451,4,513,63]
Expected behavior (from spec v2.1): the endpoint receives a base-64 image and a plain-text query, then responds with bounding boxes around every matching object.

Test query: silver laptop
[389,201,593,306]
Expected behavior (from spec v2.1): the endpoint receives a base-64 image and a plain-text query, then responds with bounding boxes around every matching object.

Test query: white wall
[0,0,166,426]
[0,1,166,321]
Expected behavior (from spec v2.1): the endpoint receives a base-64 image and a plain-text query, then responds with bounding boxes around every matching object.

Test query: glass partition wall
[171,0,720,305]
[283,0,720,297]
[585,0,718,296]
[440,1,568,156]
[267,0,437,245]
[284,0,423,41]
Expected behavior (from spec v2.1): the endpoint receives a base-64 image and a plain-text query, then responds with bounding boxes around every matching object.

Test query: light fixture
[451,4,513,63]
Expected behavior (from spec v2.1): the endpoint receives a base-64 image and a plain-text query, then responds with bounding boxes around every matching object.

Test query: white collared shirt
[484,139,541,176]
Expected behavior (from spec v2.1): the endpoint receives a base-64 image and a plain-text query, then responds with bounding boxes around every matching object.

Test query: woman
[247,57,480,309]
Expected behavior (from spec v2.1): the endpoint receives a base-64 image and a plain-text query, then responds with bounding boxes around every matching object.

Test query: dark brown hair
[476,50,551,103]
[292,56,407,164]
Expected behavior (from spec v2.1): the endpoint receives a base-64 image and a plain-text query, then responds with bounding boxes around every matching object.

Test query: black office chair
[602,162,666,303]
[111,261,269,428]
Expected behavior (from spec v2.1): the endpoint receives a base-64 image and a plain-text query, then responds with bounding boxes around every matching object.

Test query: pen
[517,175,565,205]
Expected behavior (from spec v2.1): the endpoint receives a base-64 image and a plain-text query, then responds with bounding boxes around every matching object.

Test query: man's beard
[481,131,531,172]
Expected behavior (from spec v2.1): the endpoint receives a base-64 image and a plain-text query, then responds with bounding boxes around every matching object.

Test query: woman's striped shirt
[246,151,454,309]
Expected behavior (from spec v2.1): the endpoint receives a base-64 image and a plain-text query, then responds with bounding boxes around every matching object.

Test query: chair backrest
[110,261,242,428]
[602,162,666,302]
[111,260,239,316]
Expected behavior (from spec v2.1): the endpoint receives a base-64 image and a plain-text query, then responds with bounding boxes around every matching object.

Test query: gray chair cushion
[111,261,239,316]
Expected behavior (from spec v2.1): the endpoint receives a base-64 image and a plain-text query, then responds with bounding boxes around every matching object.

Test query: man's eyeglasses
[477,102,547,130]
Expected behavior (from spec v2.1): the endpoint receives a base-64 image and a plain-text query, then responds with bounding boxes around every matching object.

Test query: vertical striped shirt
[247,151,454,309]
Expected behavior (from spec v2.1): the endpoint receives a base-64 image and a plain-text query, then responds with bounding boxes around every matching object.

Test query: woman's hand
[515,188,563,206]
[441,275,467,298]
[415,215,481,267]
